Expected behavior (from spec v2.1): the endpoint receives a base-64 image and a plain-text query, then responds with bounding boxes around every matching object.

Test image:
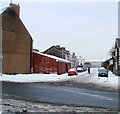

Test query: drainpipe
[0,27,3,76]
[30,38,33,74]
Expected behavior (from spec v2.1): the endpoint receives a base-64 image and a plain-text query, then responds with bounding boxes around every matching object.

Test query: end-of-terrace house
[1,3,33,74]
[112,38,120,76]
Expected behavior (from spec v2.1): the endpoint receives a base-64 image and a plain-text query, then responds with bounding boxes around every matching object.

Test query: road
[2,82,119,110]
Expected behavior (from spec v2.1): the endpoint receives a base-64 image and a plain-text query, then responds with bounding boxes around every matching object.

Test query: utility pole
[101,57,102,66]
[0,27,3,77]
[10,0,12,4]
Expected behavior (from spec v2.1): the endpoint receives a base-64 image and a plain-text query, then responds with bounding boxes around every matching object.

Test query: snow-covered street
[0,68,119,91]
[64,68,119,90]
[1,68,119,113]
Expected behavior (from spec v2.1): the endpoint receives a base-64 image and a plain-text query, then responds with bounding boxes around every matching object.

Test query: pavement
[2,94,117,113]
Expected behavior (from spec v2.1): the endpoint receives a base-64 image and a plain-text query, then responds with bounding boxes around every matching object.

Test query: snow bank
[82,68,119,89]
[0,68,119,90]
[0,73,68,83]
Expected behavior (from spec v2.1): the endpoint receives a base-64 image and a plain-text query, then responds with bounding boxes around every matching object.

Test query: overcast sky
[1,1,118,60]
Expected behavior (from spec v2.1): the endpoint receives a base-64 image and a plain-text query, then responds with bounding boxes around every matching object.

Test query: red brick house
[33,50,71,75]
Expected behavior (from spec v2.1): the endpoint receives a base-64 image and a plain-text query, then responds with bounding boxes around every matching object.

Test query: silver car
[98,67,108,77]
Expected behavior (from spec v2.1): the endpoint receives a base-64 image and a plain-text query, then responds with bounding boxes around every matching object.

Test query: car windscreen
[98,69,108,73]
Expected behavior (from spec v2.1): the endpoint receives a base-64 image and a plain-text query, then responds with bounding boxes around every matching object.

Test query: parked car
[98,67,108,77]
[82,66,88,71]
[76,67,83,72]
[68,68,78,76]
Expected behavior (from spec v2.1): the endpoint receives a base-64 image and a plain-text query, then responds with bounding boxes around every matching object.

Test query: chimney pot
[10,3,20,17]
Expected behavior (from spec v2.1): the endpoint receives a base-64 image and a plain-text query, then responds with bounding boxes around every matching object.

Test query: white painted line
[66,89,113,101]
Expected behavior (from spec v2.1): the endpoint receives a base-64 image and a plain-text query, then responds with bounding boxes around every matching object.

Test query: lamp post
[0,27,3,77]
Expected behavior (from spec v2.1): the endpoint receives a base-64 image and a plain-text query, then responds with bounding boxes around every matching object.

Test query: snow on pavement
[0,68,119,90]
[67,68,119,90]
[88,68,118,89]
[0,73,68,83]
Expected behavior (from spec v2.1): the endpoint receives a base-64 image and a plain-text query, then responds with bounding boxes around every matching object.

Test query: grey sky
[1,1,118,60]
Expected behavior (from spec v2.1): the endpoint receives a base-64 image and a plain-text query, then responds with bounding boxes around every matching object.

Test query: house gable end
[2,7,32,38]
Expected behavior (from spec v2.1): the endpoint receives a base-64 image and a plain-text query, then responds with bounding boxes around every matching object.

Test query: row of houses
[0,3,84,75]
[42,45,84,68]
[102,38,120,76]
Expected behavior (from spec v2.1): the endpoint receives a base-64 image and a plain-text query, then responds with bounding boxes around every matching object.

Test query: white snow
[95,69,118,88]
[99,67,105,69]
[0,73,68,83]
[33,51,71,63]
[68,68,76,71]
[0,68,119,90]
[75,68,119,89]
[76,67,83,70]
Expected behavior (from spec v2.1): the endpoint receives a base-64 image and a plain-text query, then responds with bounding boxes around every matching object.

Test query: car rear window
[99,69,108,73]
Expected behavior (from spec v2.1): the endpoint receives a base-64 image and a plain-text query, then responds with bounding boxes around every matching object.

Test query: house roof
[2,6,17,15]
[0,7,9,14]
[43,45,70,54]
[1,5,33,41]
[33,50,71,63]
[43,45,59,53]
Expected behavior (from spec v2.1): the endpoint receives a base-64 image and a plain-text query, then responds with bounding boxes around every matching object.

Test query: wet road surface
[2,82,119,110]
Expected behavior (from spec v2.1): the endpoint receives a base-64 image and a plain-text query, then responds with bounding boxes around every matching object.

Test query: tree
[109,46,115,57]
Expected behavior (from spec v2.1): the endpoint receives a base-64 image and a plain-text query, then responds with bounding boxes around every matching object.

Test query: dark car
[98,67,108,77]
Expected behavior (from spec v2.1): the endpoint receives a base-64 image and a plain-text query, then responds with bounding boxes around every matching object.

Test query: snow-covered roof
[68,68,76,71]
[0,7,9,14]
[77,67,83,70]
[33,50,71,63]
[99,67,105,69]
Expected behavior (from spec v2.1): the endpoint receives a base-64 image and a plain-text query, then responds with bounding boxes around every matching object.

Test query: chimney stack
[55,45,60,49]
[10,3,20,17]
[61,47,65,51]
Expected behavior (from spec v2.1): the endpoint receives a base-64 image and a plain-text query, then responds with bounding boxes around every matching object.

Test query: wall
[2,7,33,74]
[33,52,71,74]
[57,62,71,75]
[33,52,57,74]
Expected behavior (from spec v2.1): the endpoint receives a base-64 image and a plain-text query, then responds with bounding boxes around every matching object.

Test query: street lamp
[0,27,3,76]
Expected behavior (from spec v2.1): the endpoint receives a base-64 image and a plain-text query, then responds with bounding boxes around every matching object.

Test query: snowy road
[1,68,119,92]
[1,68,118,86]
[57,68,118,91]
[2,82,119,110]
